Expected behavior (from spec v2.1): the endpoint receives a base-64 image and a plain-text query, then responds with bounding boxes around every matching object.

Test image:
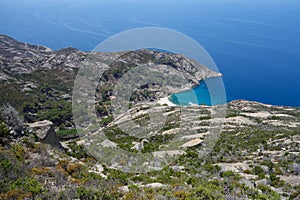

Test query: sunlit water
[1,0,299,106]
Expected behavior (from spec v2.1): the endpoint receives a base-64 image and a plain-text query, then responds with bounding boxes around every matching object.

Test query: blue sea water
[169,77,227,106]
[0,0,299,107]
[170,80,213,106]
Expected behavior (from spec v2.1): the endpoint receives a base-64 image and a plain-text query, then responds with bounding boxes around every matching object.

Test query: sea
[1,0,299,107]
[169,77,226,106]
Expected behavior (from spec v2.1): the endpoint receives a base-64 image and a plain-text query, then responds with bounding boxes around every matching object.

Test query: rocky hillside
[0,35,299,199]
[0,34,219,104]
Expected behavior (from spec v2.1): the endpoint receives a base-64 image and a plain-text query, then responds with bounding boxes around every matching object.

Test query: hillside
[0,35,299,199]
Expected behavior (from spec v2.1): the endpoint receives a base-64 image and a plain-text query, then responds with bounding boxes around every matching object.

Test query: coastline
[157,96,177,106]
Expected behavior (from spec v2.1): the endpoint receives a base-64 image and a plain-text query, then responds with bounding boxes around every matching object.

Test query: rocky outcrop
[98,49,221,103]
[180,138,203,148]
[28,120,53,139]
[0,104,24,137]
[28,120,62,148]
[0,34,86,74]
[131,139,149,151]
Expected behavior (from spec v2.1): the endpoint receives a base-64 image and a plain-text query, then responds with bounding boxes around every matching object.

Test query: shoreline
[157,96,177,106]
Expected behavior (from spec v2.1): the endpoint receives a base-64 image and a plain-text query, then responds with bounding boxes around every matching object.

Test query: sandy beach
[157,96,177,106]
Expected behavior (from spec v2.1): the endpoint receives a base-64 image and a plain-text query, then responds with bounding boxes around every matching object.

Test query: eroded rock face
[28,120,62,148]
[1,104,24,137]
[0,34,86,74]
[28,120,53,139]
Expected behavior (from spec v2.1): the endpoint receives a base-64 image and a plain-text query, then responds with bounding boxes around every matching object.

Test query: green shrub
[56,129,78,139]
[77,187,101,200]
[257,184,271,193]
[67,142,89,159]
[188,184,224,199]
[203,163,221,174]
[253,166,265,175]
[220,170,235,177]
[174,189,187,199]
[0,121,9,138]
[10,178,43,196]
[269,173,283,187]
[100,116,114,126]
[96,105,108,117]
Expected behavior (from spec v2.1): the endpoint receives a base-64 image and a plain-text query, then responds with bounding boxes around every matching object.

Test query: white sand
[157,97,177,106]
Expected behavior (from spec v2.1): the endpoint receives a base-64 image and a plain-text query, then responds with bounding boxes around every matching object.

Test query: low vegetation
[0,38,299,199]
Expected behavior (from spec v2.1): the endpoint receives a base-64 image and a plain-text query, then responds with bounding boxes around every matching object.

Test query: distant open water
[0,0,299,107]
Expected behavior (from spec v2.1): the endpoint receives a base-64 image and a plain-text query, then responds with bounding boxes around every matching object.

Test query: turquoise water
[1,0,300,107]
[169,77,227,106]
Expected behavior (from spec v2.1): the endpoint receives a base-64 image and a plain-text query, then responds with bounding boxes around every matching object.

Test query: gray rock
[255,178,268,186]
[28,120,53,139]
[142,182,168,188]
[260,165,269,174]
[28,120,62,148]
[100,139,118,148]
[180,138,203,148]
[1,104,24,137]
[170,165,185,172]
[118,186,129,193]
[131,139,149,152]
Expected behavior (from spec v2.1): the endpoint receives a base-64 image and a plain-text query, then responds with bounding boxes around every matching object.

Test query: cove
[169,77,228,106]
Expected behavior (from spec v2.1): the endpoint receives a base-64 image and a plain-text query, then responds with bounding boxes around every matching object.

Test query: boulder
[142,183,168,188]
[180,138,203,148]
[255,178,268,186]
[28,120,62,148]
[28,120,53,139]
[118,186,129,193]
[131,139,149,152]
[1,104,24,137]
